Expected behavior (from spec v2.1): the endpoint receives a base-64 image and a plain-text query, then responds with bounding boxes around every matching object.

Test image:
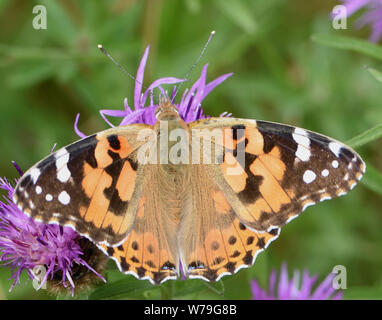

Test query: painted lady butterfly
[13,99,365,284]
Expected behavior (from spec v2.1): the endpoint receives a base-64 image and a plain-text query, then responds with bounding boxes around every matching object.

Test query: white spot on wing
[58,191,70,205]
[329,142,342,157]
[303,170,316,184]
[332,160,339,168]
[57,166,71,183]
[295,145,311,161]
[321,169,329,177]
[293,128,311,161]
[46,194,53,201]
[55,148,71,183]
[30,168,41,184]
[36,186,42,194]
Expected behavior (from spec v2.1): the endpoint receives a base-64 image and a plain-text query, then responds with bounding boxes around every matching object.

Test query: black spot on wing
[136,267,147,278]
[202,268,218,281]
[120,257,130,271]
[127,158,138,171]
[107,135,121,150]
[256,237,265,249]
[231,125,246,141]
[236,152,263,204]
[225,261,236,273]
[161,261,176,271]
[19,174,32,188]
[103,152,129,216]
[66,134,98,172]
[243,250,253,265]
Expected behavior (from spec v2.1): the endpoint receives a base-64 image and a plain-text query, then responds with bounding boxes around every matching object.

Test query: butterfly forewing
[13,124,150,246]
[190,117,365,232]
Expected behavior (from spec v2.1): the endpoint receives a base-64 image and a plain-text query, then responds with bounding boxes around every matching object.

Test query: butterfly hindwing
[102,162,184,284]
[13,124,150,246]
[179,164,280,281]
[190,117,365,232]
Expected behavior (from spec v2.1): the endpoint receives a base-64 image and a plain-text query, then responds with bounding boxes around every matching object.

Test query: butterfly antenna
[171,30,216,103]
[97,44,147,90]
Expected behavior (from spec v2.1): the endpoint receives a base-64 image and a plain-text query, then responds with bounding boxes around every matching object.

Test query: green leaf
[361,164,382,196]
[311,34,382,61]
[7,62,56,88]
[366,67,382,84]
[88,278,156,300]
[344,285,382,299]
[346,124,382,148]
[214,0,257,34]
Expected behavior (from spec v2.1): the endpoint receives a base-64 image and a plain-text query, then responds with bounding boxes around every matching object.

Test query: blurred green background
[0,0,381,300]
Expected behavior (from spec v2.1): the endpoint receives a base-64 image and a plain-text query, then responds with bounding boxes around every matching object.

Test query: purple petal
[11,161,23,176]
[141,77,185,106]
[74,114,87,139]
[99,109,129,128]
[134,46,150,110]
[277,263,290,299]
[311,273,336,300]
[202,72,233,100]
[342,0,370,16]
[298,270,318,299]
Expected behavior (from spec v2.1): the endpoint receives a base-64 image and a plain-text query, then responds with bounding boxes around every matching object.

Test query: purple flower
[337,0,382,42]
[0,173,106,295]
[75,46,233,137]
[251,263,343,300]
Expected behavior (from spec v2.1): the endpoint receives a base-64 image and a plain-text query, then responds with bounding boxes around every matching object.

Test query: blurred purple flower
[337,0,382,42]
[75,46,233,137]
[251,263,343,300]
[0,174,105,294]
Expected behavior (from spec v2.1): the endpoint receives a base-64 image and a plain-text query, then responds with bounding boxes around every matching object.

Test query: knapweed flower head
[251,263,343,300]
[0,175,106,295]
[74,45,233,137]
[336,0,382,42]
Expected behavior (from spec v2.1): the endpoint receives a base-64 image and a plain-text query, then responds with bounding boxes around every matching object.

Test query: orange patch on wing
[250,159,290,212]
[116,160,136,201]
[82,163,103,198]
[84,171,113,227]
[136,197,145,218]
[94,138,114,168]
[220,154,248,192]
[239,198,272,222]
[245,127,264,155]
[259,148,286,181]
[101,211,124,233]
[112,136,133,159]
[220,223,246,263]
[125,230,143,267]
[142,232,160,271]
[212,190,231,214]
[204,229,227,269]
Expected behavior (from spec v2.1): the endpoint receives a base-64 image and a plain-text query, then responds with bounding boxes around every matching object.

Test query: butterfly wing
[13,124,150,246]
[179,163,280,281]
[189,117,365,232]
[100,163,181,284]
